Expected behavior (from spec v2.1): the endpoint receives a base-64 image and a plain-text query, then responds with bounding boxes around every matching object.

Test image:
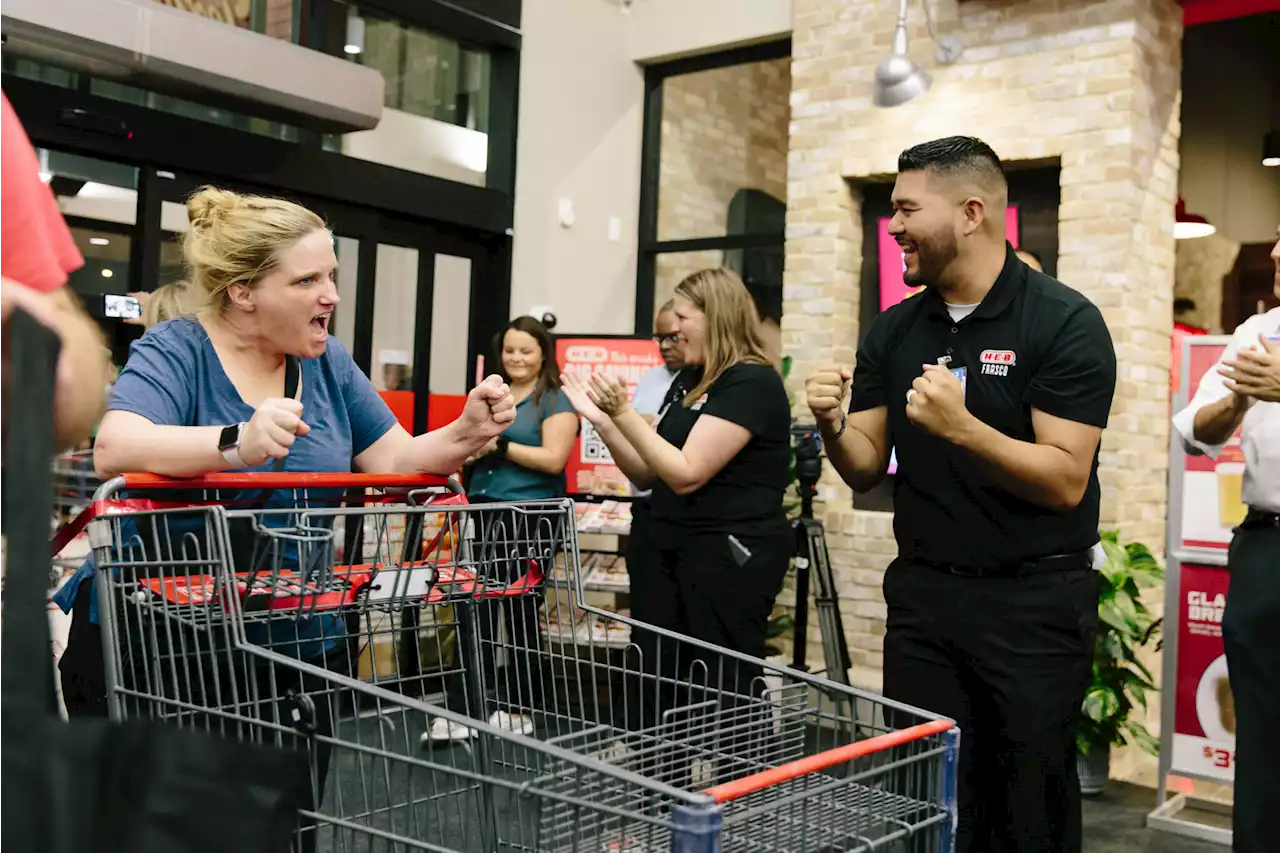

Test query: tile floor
[1084,783,1225,853]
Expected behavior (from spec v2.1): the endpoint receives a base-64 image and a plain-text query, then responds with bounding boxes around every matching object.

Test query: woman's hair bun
[187,186,242,232]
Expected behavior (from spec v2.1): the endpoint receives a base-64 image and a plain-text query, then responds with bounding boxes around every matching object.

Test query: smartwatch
[218,423,247,468]
[495,436,511,458]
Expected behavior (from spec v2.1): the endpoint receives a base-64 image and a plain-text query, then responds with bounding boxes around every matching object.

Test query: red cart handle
[52,472,462,556]
[112,472,459,492]
[703,718,956,804]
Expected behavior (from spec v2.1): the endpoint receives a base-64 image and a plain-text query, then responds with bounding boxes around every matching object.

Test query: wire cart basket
[58,472,959,853]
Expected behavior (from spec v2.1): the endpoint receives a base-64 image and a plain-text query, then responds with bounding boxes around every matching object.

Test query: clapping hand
[560,371,607,426]
[1220,334,1280,404]
[585,373,630,417]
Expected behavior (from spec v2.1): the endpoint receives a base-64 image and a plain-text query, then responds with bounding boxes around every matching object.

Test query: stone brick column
[782,0,1183,691]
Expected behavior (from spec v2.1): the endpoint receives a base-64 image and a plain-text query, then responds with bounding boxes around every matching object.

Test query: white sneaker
[488,710,535,736]
[422,717,475,744]
[591,740,634,766]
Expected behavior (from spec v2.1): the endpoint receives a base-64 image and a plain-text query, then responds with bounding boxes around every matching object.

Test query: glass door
[39,148,143,365]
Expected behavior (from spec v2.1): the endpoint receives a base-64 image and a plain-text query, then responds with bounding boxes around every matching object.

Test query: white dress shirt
[629,364,679,498]
[1172,308,1280,514]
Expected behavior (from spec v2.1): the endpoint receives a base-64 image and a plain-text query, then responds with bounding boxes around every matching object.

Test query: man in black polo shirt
[805,136,1116,853]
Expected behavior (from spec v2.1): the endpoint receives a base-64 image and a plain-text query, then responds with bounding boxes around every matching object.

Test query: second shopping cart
[61,472,958,852]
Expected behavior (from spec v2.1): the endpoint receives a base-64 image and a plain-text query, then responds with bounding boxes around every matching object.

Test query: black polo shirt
[650,362,791,541]
[850,243,1116,567]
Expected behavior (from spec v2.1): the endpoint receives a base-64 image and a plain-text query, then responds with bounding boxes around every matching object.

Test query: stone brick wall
[782,0,1183,702]
[1175,234,1241,334]
[653,58,790,311]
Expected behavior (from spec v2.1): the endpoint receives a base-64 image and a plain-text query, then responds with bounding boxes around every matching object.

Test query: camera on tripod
[786,423,852,685]
[791,424,824,516]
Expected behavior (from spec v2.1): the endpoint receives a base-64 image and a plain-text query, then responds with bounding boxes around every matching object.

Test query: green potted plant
[1077,529,1164,795]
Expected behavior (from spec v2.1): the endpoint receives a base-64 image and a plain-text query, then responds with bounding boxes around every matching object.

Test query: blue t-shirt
[53,317,398,658]
[467,388,575,501]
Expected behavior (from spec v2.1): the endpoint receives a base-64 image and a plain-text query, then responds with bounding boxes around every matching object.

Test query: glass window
[67,227,133,299]
[430,255,472,396]
[372,244,420,392]
[328,8,490,185]
[333,236,360,349]
[89,79,302,142]
[655,58,790,242]
[39,150,140,227]
[347,8,490,132]
[1,56,79,88]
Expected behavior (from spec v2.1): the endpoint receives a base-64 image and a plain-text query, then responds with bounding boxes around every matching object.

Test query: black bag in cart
[1,310,312,853]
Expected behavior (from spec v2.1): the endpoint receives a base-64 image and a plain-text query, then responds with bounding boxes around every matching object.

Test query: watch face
[218,424,240,452]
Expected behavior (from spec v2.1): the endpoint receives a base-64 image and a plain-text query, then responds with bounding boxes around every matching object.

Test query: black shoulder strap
[281,354,300,412]
[237,355,301,508]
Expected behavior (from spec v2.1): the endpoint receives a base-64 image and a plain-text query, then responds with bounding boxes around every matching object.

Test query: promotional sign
[556,337,663,497]
[1171,562,1235,781]
[877,206,1022,311]
[1178,340,1242,552]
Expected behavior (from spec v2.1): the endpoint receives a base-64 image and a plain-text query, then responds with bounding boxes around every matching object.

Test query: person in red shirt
[1,90,111,451]
[1170,297,1209,397]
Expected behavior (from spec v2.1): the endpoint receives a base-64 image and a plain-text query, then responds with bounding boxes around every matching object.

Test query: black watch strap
[496,436,510,457]
[218,424,242,452]
[829,412,847,441]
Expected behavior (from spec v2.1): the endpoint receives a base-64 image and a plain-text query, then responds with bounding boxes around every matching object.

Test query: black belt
[911,551,1093,579]
[1240,508,1280,531]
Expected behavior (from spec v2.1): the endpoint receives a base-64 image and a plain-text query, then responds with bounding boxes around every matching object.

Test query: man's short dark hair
[898,136,1007,197]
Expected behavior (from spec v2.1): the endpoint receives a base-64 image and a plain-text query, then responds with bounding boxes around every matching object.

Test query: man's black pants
[1222,514,1280,853]
[882,558,1099,853]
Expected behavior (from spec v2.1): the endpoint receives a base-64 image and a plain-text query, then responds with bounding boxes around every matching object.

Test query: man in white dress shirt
[1171,227,1280,853]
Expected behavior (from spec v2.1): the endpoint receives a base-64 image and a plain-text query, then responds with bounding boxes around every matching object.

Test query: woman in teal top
[464,316,578,501]
[429,316,578,742]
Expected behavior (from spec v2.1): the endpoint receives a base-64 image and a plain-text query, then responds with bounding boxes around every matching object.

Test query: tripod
[789,426,852,685]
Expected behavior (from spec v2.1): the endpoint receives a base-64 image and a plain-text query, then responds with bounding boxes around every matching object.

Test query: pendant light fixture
[873,0,963,108]
[1174,198,1215,240]
[344,9,366,56]
[1264,132,1279,168]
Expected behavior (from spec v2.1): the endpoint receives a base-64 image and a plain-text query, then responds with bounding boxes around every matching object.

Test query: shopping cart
[59,472,958,853]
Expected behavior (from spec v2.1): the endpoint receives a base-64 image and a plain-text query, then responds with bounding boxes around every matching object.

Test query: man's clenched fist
[806,365,852,428]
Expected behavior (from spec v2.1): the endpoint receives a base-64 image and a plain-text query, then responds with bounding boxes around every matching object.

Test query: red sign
[376,392,468,434]
[1176,340,1245,551]
[1172,562,1235,781]
[877,206,1021,311]
[556,337,663,497]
